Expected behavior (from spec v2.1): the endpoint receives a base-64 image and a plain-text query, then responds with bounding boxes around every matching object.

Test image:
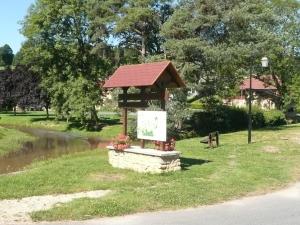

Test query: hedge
[187,106,287,136]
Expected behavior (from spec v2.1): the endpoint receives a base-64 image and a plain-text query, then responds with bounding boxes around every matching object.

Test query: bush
[128,100,194,140]
[188,106,248,135]
[247,107,286,128]
[128,116,137,140]
[251,107,265,128]
[188,106,286,135]
[190,100,204,109]
[263,109,286,127]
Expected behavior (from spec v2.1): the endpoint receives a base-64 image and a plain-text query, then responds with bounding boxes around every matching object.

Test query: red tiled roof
[103,61,185,88]
[240,77,277,90]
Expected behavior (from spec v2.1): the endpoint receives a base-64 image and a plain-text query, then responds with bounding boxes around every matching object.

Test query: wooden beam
[118,92,161,101]
[122,108,128,135]
[160,90,166,110]
[141,139,145,149]
[122,88,129,135]
[118,101,148,108]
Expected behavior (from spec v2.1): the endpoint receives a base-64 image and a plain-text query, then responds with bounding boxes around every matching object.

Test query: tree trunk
[13,106,16,116]
[271,71,284,109]
[141,35,146,62]
[46,107,49,119]
[90,106,99,123]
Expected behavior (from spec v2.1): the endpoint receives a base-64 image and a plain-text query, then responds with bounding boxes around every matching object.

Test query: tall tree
[88,0,123,56]
[0,44,14,68]
[21,0,109,124]
[161,0,299,105]
[0,69,14,111]
[0,66,44,114]
[286,68,300,112]
[265,0,300,106]
[114,0,174,60]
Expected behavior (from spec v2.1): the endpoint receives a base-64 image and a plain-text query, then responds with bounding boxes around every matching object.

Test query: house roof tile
[240,77,277,90]
[103,61,185,88]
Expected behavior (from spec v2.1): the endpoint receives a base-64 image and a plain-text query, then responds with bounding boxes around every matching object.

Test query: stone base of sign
[107,146,181,173]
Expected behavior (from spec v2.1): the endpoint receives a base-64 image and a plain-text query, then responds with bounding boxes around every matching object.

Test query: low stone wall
[107,146,181,173]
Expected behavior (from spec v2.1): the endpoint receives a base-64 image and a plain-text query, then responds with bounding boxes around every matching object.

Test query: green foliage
[88,0,174,60]
[21,0,111,125]
[285,72,300,112]
[128,116,137,140]
[0,44,14,67]
[189,106,248,135]
[190,100,204,110]
[128,90,193,140]
[251,107,266,129]
[263,109,287,127]
[162,0,300,105]
[15,0,300,131]
[166,90,193,139]
[114,0,174,59]
[188,106,286,135]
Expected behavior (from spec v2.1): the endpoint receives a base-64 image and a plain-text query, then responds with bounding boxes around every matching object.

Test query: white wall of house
[225,96,276,110]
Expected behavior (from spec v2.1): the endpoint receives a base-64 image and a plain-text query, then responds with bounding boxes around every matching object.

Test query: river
[0,126,108,175]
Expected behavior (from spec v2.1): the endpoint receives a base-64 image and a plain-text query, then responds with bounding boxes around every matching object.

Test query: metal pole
[248,66,253,144]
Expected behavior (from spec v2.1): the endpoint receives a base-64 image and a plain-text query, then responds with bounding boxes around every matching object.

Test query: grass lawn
[0,124,299,221]
[0,126,35,156]
[0,111,122,140]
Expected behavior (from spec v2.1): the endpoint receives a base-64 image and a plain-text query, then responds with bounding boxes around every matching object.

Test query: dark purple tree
[0,66,50,115]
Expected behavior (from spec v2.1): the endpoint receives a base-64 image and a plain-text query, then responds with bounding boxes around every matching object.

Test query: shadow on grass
[0,112,51,117]
[65,117,121,132]
[180,157,211,170]
[30,117,121,131]
[30,117,59,123]
[256,124,300,132]
[99,117,121,126]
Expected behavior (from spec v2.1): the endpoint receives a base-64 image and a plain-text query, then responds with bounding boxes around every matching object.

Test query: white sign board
[137,111,167,141]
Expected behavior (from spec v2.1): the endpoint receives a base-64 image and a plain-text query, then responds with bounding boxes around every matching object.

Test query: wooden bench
[200,131,219,148]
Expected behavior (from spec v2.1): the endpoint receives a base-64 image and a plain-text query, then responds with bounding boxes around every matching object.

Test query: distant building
[225,76,280,110]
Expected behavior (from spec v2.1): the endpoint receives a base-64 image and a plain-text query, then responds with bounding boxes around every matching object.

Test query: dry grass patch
[291,137,300,144]
[262,146,280,153]
[87,172,126,182]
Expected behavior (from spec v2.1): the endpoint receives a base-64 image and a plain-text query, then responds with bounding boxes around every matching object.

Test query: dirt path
[0,190,111,224]
[26,182,300,225]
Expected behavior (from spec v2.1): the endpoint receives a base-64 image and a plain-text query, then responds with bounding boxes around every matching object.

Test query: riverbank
[0,126,35,156]
[0,112,122,139]
[0,126,110,175]
[0,124,299,222]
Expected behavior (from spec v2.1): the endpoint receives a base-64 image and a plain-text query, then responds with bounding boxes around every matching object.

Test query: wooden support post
[122,87,129,136]
[216,131,219,147]
[208,133,212,148]
[160,89,166,111]
[141,139,145,148]
[122,108,128,135]
[160,142,165,151]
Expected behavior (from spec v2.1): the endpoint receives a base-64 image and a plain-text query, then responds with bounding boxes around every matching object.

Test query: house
[225,76,280,110]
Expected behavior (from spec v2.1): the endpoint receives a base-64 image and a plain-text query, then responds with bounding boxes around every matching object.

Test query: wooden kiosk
[103,61,185,173]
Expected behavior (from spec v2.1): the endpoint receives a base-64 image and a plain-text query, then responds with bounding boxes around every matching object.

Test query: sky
[0,0,35,54]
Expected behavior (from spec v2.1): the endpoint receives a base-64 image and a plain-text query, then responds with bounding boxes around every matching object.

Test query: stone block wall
[107,146,181,173]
